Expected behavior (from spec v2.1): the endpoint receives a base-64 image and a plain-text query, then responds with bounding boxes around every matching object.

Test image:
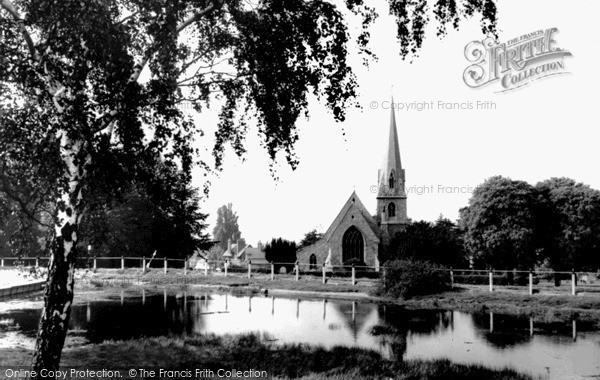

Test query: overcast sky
[191,0,600,246]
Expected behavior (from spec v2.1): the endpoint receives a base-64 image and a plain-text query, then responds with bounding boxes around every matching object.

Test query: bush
[380,259,450,299]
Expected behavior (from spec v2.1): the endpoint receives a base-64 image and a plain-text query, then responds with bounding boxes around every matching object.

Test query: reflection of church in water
[298,103,408,270]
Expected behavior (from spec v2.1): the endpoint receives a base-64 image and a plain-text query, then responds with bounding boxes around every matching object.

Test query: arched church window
[309,254,317,270]
[388,202,396,218]
[342,226,364,264]
[389,171,395,189]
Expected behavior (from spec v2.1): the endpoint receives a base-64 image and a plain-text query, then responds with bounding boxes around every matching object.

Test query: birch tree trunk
[32,130,86,373]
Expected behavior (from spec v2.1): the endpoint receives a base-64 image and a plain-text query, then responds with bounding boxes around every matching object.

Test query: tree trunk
[32,131,85,374]
[31,234,78,373]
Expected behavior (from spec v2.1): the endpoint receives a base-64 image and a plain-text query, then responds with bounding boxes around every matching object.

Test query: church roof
[380,98,403,182]
[323,191,380,244]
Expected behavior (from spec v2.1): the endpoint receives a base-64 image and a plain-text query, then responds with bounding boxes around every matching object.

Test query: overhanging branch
[176,3,217,34]
[93,2,220,136]
[0,0,38,61]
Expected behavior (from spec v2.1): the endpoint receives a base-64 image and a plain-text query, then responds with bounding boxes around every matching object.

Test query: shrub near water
[381,259,451,299]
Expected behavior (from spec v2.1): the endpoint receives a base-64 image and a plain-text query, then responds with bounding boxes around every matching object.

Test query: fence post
[35,257,39,268]
[295,262,299,281]
[351,265,356,286]
[489,269,493,292]
[1,258,3,267]
[271,263,274,281]
[164,257,167,274]
[142,257,146,273]
[224,262,228,277]
[204,262,208,276]
[93,257,97,271]
[247,261,252,279]
[529,270,533,295]
[571,271,576,296]
[450,268,454,288]
[121,256,125,270]
[184,259,187,275]
[322,264,326,284]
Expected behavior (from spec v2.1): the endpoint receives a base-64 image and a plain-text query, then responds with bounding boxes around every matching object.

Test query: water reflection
[1,291,600,379]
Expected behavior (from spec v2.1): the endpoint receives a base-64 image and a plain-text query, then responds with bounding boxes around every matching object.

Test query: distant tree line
[383,217,466,268]
[382,176,600,273]
[460,176,600,272]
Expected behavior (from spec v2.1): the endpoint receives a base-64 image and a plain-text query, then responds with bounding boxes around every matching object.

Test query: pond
[1,290,599,379]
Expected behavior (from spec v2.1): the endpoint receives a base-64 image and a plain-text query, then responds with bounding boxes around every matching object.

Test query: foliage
[264,237,297,271]
[380,259,451,299]
[459,176,541,270]
[384,217,465,267]
[212,204,242,251]
[459,176,600,272]
[535,178,600,271]
[0,205,51,257]
[205,245,223,262]
[80,183,210,260]
[0,0,498,371]
[299,229,323,248]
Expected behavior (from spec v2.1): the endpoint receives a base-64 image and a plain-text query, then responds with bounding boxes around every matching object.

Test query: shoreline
[67,268,600,327]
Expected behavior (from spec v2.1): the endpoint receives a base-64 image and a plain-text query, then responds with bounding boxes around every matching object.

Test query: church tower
[377,100,408,240]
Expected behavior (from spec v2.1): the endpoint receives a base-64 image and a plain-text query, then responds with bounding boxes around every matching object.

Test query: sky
[190,0,600,246]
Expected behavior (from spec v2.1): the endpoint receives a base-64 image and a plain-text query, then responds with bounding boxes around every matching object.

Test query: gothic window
[389,171,395,189]
[342,226,364,264]
[388,202,396,218]
[309,254,317,270]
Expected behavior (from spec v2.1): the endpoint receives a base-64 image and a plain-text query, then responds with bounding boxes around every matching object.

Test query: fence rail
[1,256,599,296]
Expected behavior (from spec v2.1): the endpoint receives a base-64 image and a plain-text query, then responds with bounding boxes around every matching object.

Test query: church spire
[383,97,402,174]
[377,96,407,226]
[378,98,404,192]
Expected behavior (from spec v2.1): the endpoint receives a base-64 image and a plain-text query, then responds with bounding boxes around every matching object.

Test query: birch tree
[0,0,497,373]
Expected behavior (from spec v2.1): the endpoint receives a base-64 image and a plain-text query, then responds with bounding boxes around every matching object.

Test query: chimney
[257,241,263,251]
[227,238,232,253]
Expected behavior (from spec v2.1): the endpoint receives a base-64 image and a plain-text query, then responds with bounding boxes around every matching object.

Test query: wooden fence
[1,256,599,296]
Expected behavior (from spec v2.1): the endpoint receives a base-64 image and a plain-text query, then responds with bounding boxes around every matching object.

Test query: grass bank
[389,286,600,327]
[3,333,536,380]
[74,269,600,326]
[76,268,373,295]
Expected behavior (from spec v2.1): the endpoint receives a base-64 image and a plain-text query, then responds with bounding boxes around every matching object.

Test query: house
[223,238,268,266]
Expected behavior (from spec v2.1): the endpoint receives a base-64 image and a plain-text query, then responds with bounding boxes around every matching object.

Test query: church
[297,104,408,271]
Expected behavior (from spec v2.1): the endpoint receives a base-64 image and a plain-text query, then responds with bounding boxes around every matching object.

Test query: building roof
[323,191,380,244]
[222,244,238,258]
[245,246,269,264]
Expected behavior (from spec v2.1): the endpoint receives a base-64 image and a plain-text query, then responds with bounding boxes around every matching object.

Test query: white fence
[2,256,599,296]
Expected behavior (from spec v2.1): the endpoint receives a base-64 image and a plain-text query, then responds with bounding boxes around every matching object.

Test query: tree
[79,165,211,260]
[459,176,540,270]
[264,237,297,272]
[1,0,497,372]
[536,178,600,272]
[430,217,466,267]
[385,218,465,267]
[212,203,242,251]
[299,229,323,248]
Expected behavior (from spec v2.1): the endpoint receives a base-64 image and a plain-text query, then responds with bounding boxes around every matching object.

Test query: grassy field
[2,333,537,380]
